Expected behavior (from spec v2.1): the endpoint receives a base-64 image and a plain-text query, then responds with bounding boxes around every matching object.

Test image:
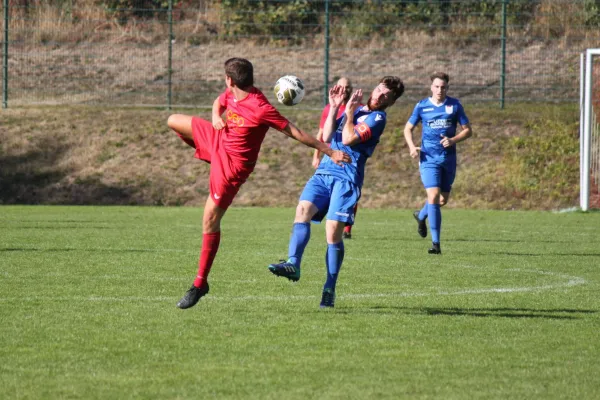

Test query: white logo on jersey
[426,119,453,129]
[335,212,350,217]
[445,105,454,114]
[214,193,221,200]
[423,108,434,112]
[375,114,383,121]
[357,115,368,123]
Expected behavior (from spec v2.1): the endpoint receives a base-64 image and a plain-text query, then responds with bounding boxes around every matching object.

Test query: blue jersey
[316,105,387,188]
[408,96,469,160]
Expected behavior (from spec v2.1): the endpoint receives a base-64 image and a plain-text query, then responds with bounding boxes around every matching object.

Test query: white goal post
[580,48,600,211]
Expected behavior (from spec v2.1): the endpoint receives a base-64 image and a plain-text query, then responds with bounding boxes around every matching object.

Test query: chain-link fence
[1,0,599,109]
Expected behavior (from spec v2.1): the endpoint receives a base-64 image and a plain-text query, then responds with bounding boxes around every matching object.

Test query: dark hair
[430,71,450,83]
[224,58,254,90]
[380,76,405,101]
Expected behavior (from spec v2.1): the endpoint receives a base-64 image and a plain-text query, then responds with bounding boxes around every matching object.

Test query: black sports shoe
[343,231,352,239]
[320,288,336,308]
[268,260,301,282]
[428,243,442,255]
[177,282,209,309]
[413,210,427,238]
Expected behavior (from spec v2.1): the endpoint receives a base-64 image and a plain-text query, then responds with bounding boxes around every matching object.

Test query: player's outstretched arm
[404,121,421,158]
[282,122,351,166]
[322,85,345,144]
[312,128,324,169]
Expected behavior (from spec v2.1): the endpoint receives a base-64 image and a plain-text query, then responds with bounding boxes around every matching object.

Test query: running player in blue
[268,76,405,308]
[403,72,472,255]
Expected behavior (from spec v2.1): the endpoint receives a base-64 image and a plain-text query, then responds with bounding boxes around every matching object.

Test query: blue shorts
[420,159,456,193]
[299,174,360,225]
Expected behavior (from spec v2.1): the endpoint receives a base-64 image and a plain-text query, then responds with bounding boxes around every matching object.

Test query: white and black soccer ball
[274,75,305,106]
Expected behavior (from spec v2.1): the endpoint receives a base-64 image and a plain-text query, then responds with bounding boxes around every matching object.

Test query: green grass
[1,206,599,399]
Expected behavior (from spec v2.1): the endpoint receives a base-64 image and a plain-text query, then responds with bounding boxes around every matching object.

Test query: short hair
[224,58,254,90]
[380,76,405,101]
[430,71,450,83]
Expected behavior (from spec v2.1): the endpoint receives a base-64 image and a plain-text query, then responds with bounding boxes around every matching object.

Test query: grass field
[1,206,599,399]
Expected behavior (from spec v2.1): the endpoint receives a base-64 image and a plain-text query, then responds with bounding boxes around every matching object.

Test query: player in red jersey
[312,77,359,239]
[168,58,351,309]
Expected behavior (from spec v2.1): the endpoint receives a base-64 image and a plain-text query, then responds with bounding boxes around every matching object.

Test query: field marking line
[0,268,586,303]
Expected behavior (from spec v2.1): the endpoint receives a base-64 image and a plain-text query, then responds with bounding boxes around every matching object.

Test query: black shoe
[343,231,352,239]
[268,260,301,282]
[320,288,336,308]
[413,210,427,238]
[177,282,209,309]
[428,243,441,255]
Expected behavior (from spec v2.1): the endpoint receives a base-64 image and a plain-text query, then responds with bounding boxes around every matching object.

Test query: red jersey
[319,103,347,129]
[219,87,289,164]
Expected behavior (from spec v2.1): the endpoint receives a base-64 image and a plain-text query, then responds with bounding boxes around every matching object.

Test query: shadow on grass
[342,306,596,320]
[0,138,134,205]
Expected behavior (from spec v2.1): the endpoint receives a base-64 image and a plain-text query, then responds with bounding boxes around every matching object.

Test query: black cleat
[343,231,352,239]
[177,282,209,309]
[268,260,301,282]
[428,243,442,255]
[413,210,427,238]
[320,288,336,308]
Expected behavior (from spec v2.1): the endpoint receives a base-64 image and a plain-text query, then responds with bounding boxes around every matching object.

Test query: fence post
[167,0,173,110]
[2,0,8,109]
[323,0,330,106]
[500,0,507,109]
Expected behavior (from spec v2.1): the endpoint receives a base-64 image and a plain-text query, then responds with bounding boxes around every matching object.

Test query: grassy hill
[0,102,581,210]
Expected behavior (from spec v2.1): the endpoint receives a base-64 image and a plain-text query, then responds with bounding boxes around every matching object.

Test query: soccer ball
[274,75,305,106]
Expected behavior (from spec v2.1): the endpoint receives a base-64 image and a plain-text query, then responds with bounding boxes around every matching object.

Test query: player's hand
[328,85,345,108]
[346,89,363,115]
[409,146,421,159]
[329,150,351,166]
[212,116,226,130]
[440,135,454,148]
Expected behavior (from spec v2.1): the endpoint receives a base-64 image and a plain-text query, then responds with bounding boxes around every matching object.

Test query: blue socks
[428,203,441,244]
[288,222,311,267]
[418,203,428,221]
[324,242,344,291]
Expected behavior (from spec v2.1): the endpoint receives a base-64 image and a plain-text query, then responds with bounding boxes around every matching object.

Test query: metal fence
[1,0,599,109]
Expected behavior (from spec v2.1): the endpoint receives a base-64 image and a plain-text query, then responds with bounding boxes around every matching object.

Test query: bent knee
[295,201,315,222]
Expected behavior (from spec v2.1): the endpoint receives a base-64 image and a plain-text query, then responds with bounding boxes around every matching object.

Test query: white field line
[0,268,587,303]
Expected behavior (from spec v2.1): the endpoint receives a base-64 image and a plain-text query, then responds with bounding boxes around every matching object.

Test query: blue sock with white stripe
[324,242,344,291]
[288,222,310,268]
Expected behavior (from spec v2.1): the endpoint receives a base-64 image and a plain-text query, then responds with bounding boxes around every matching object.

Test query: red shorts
[185,117,253,210]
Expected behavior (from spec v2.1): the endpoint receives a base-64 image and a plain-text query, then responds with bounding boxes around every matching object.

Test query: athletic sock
[193,232,221,288]
[344,225,352,234]
[428,203,442,244]
[324,242,344,291]
[418,203,428,221]
[287,222,311,268]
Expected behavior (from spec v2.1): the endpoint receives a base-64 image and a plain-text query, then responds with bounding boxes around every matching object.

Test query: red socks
[193,232,221,288]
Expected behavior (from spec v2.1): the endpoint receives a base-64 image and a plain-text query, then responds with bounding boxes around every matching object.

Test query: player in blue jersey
[403,72,472,255]
[268,76,405,308]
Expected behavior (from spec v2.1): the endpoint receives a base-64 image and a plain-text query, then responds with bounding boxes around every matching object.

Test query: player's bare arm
[341,89,363,146]
[404,121,421,158]
[312,128,324,169]
[440,123,472,148]
[282,122,351,166]
[211,97,226,130]
[321,85,345,144]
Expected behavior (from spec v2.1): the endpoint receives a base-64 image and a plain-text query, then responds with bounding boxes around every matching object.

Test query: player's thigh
[167,114,194,139]
[300,174,331,221]
[420,162,442,189]
[326,179,359,225]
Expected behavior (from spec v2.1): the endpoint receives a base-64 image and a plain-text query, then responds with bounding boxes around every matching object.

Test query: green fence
[1,0,599,109]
